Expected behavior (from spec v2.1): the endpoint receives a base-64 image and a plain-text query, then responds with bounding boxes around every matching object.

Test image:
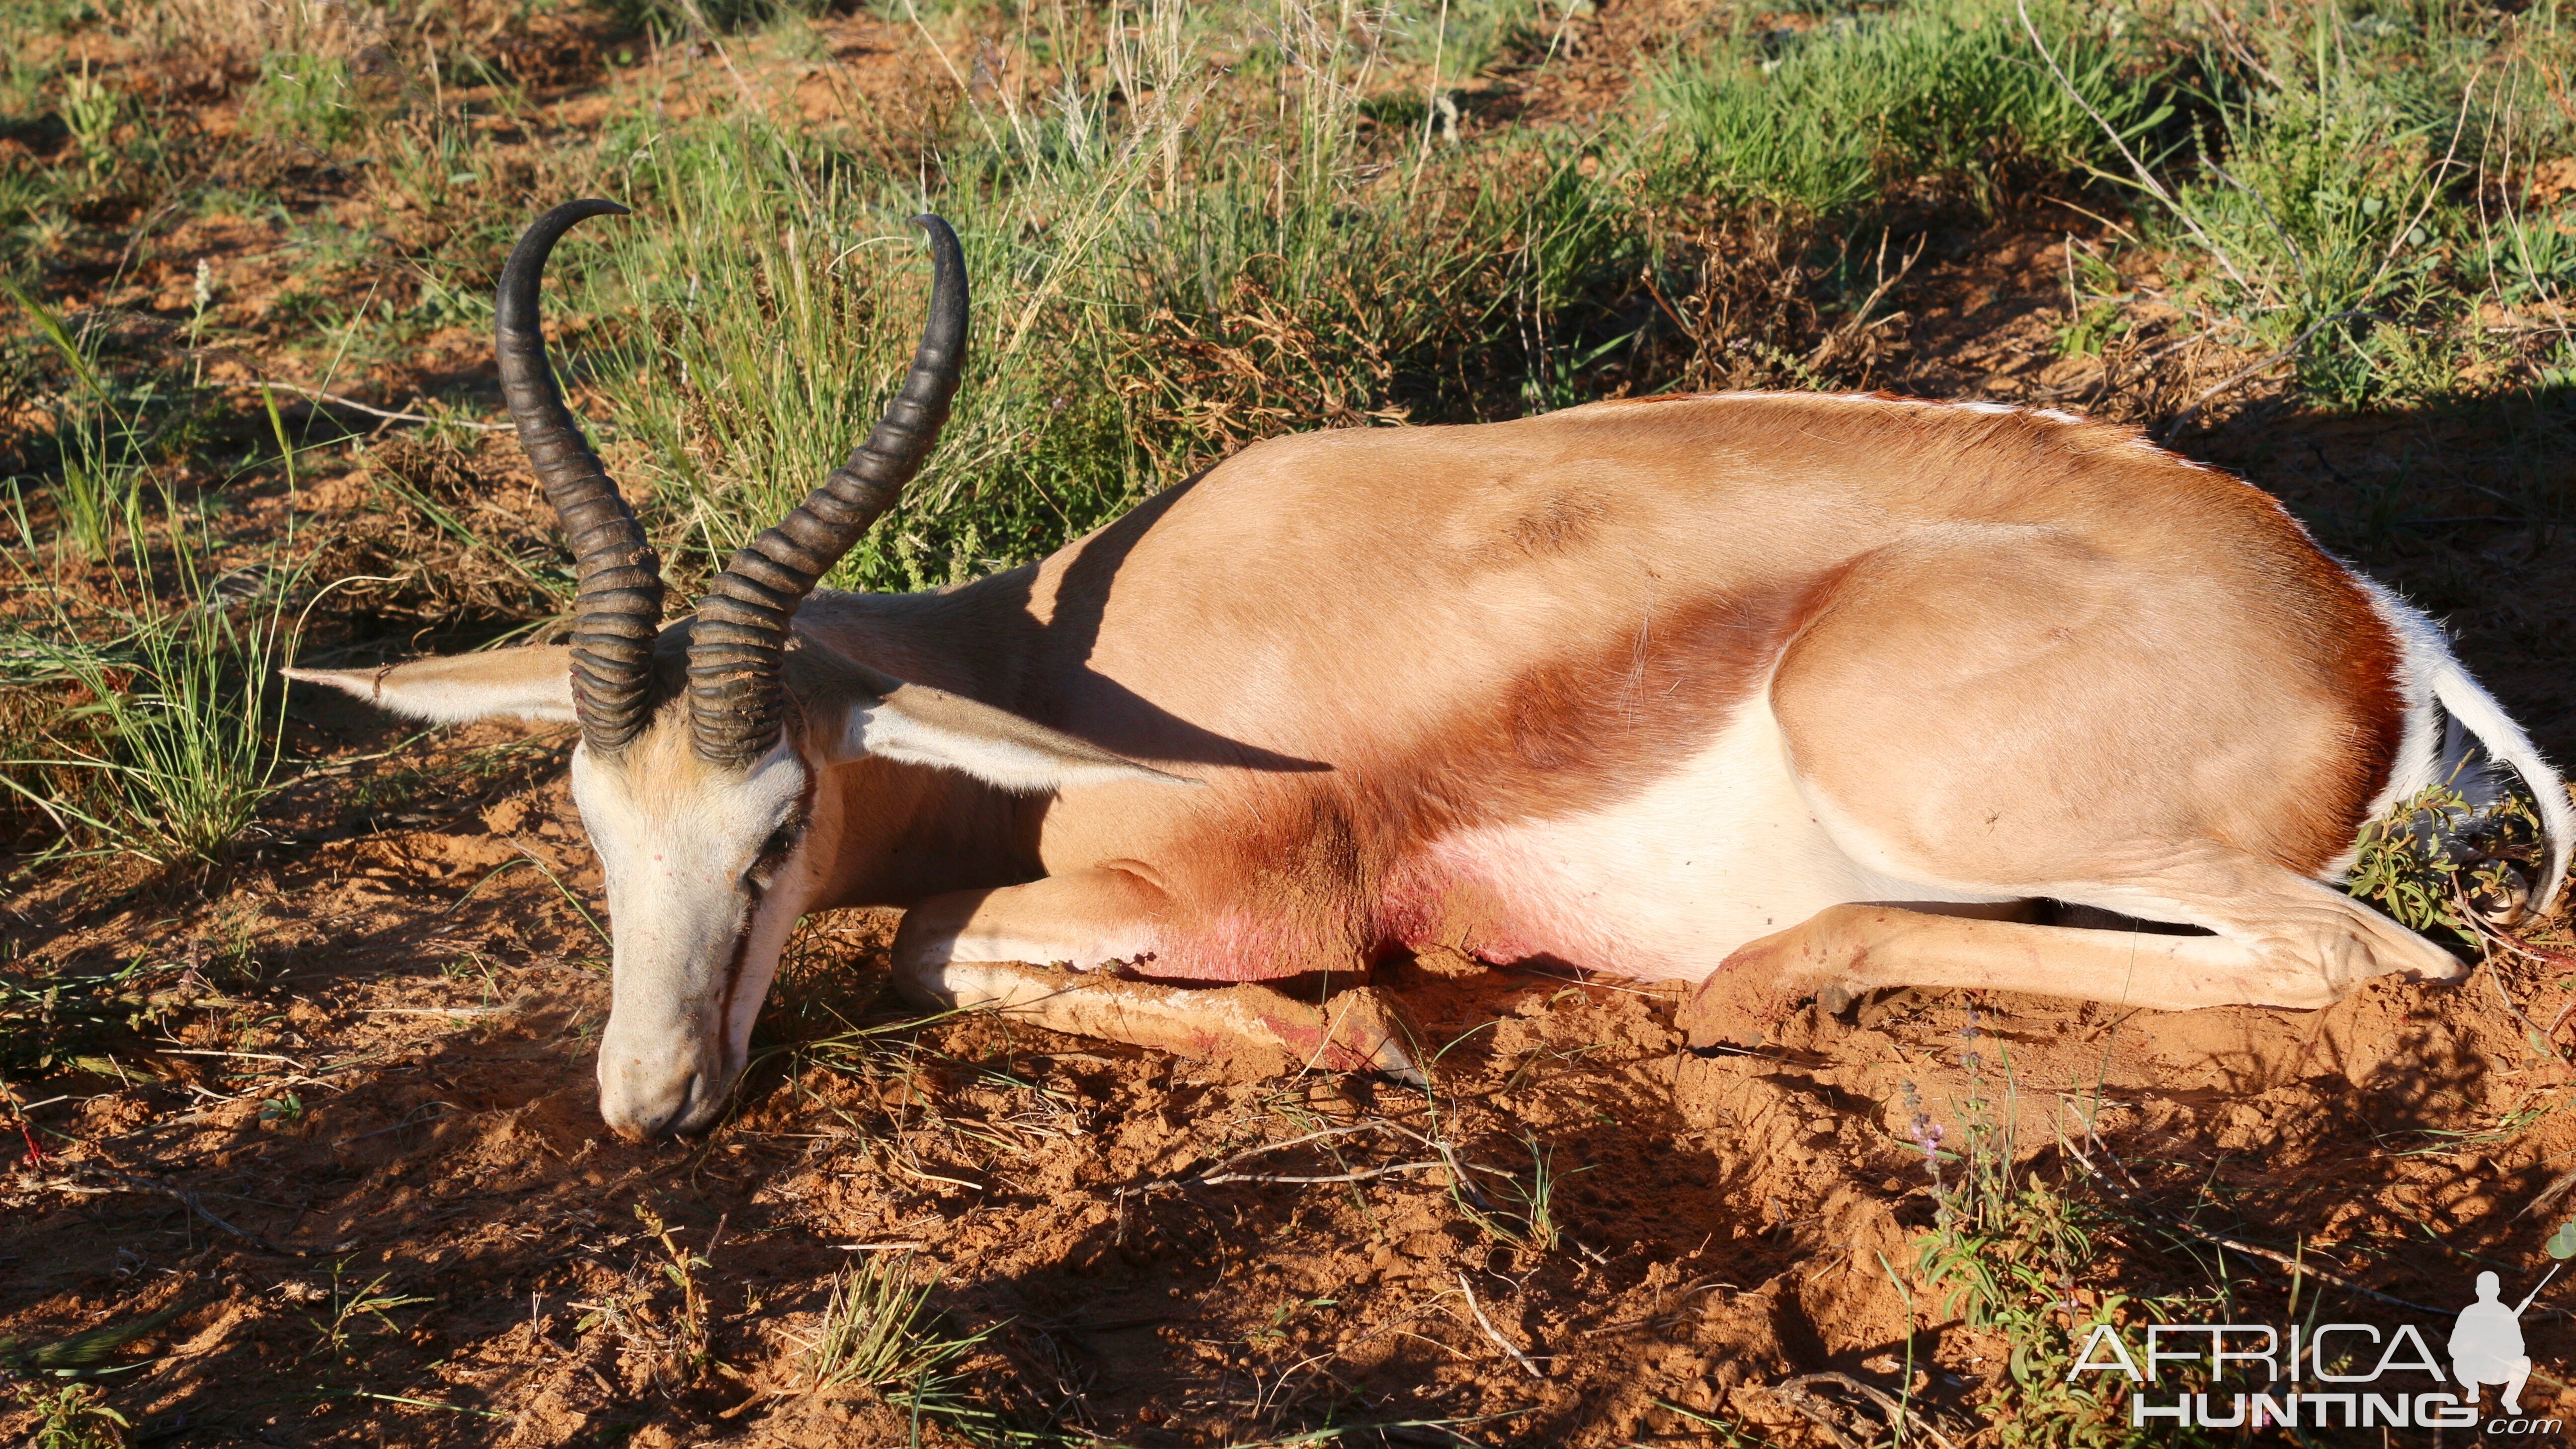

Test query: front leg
[890,868,1421,1082]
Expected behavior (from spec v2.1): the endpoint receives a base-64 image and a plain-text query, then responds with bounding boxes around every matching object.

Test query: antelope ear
[284,647,578,724]
[822,677,1195,793]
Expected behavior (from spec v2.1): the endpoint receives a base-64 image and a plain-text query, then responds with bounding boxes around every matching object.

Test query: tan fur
[818,397,2433,980]
[316,392,2540,1134]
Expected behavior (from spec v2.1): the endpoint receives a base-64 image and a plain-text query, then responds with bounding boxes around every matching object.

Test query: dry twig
[1453,1273,1543,1379]
[218,379,511,430]
[1772,1371,1962,1449]
[72,1165,352,1257]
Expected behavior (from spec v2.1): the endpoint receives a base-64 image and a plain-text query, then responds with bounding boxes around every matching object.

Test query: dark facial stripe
[714,767,820,1056]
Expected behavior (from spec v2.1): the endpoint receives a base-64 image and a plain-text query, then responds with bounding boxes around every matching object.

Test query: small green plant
[802,1250,985,1402]
[1908,1022,2161,1445]
[1246,1294,1338,1348]
[2345,779,2542,935]
[636,1205,715,1375]
[2,278,150,563]
[0,49,47,124]
[302,1262,428,1358]
[245,52,356,144]
[0,509,305,865]
[258,1091,302,1123]
[1497,1131,1569,1254]
[13,1384,129,1449]
[2055,250,2128,358]
[0,950,200,1078]
[57,62,119,180]
[2346,783,2476,932]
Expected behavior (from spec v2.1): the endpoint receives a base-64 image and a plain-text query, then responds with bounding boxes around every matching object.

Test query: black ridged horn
[497,198,664,755]
[686,214,968,767]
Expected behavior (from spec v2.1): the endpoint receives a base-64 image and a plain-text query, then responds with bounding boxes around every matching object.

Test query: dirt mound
[8,722,2575,1446]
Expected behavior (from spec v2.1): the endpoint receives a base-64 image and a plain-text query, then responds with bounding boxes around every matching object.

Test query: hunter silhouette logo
[2452,1267,2555,1417]
[2067,1264,2565,1434]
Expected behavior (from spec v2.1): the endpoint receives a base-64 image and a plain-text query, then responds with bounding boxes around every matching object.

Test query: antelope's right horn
[685,214,968,768]
[495,199,665,754]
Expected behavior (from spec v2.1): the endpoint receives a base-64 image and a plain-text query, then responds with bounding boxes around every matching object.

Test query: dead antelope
[291,201,2570,1140]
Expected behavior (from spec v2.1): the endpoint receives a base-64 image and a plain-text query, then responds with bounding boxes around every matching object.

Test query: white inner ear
[282,648,577,724]
[841,685,1194,793]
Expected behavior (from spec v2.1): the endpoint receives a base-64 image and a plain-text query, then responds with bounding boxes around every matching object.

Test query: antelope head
[291,202,1167,1139]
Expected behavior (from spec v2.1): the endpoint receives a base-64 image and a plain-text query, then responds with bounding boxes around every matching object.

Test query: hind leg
[1680,535,2457,1043]
[1680,840,2463,1046]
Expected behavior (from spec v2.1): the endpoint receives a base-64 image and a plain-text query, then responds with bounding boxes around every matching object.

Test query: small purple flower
[1909,1112,1945,1165]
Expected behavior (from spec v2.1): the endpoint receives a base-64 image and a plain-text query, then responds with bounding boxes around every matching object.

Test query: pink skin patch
[1102,844,1677,986]
[1374,841,1672,976]
[1113,907,1345,983]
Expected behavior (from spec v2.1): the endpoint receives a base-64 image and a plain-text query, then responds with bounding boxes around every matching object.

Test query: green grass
[244,52,360,145]
[802,1251,988,1403]
[1644,0,2174,219]
[0,500,304,867]
[2122,0,2576,406]
[0,280,304,867]
[564,5,1624,591]
[1637,0,2576,408]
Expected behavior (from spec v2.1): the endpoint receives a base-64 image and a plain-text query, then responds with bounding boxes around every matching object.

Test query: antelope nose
[598,1062,710,1142]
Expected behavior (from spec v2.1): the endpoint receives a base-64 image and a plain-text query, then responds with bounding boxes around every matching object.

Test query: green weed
[245,52,357,144]
[2345,777,2544,935]
[1646,0,2173,219]
[58,62,121,182]
[803,1251,986,1401]
[2,279,152,564]
[12,1384,129,1449]
[1906,1022,2196,1446]
[302,1262,429,1359]
[0,494,305,865]
[0,48,48,124]
[636,1205,716,1377]
[0,947,210,1079]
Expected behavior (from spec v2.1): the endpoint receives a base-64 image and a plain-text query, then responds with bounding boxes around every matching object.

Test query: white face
[285,642,1186,1141]
[570,730,828,1140]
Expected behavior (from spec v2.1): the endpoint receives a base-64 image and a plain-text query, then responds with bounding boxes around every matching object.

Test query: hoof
[1678,966,1797,1050]
[1241,983,1424,1084]
[1679,928,1867,1049]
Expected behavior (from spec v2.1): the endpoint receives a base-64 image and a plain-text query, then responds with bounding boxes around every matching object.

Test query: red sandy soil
[10,2,2576,1445]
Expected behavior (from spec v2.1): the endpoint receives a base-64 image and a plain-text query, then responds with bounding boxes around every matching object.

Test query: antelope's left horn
[685,214,968,767]
[496,198,665,756]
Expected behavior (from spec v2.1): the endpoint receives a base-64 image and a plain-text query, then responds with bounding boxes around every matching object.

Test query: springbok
[291,201,2568,1140]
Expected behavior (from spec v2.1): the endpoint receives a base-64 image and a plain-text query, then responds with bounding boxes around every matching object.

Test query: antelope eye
[743,818,805,891]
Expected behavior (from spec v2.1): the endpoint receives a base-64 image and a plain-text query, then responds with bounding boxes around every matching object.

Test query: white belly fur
[1413,697,2009,981]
